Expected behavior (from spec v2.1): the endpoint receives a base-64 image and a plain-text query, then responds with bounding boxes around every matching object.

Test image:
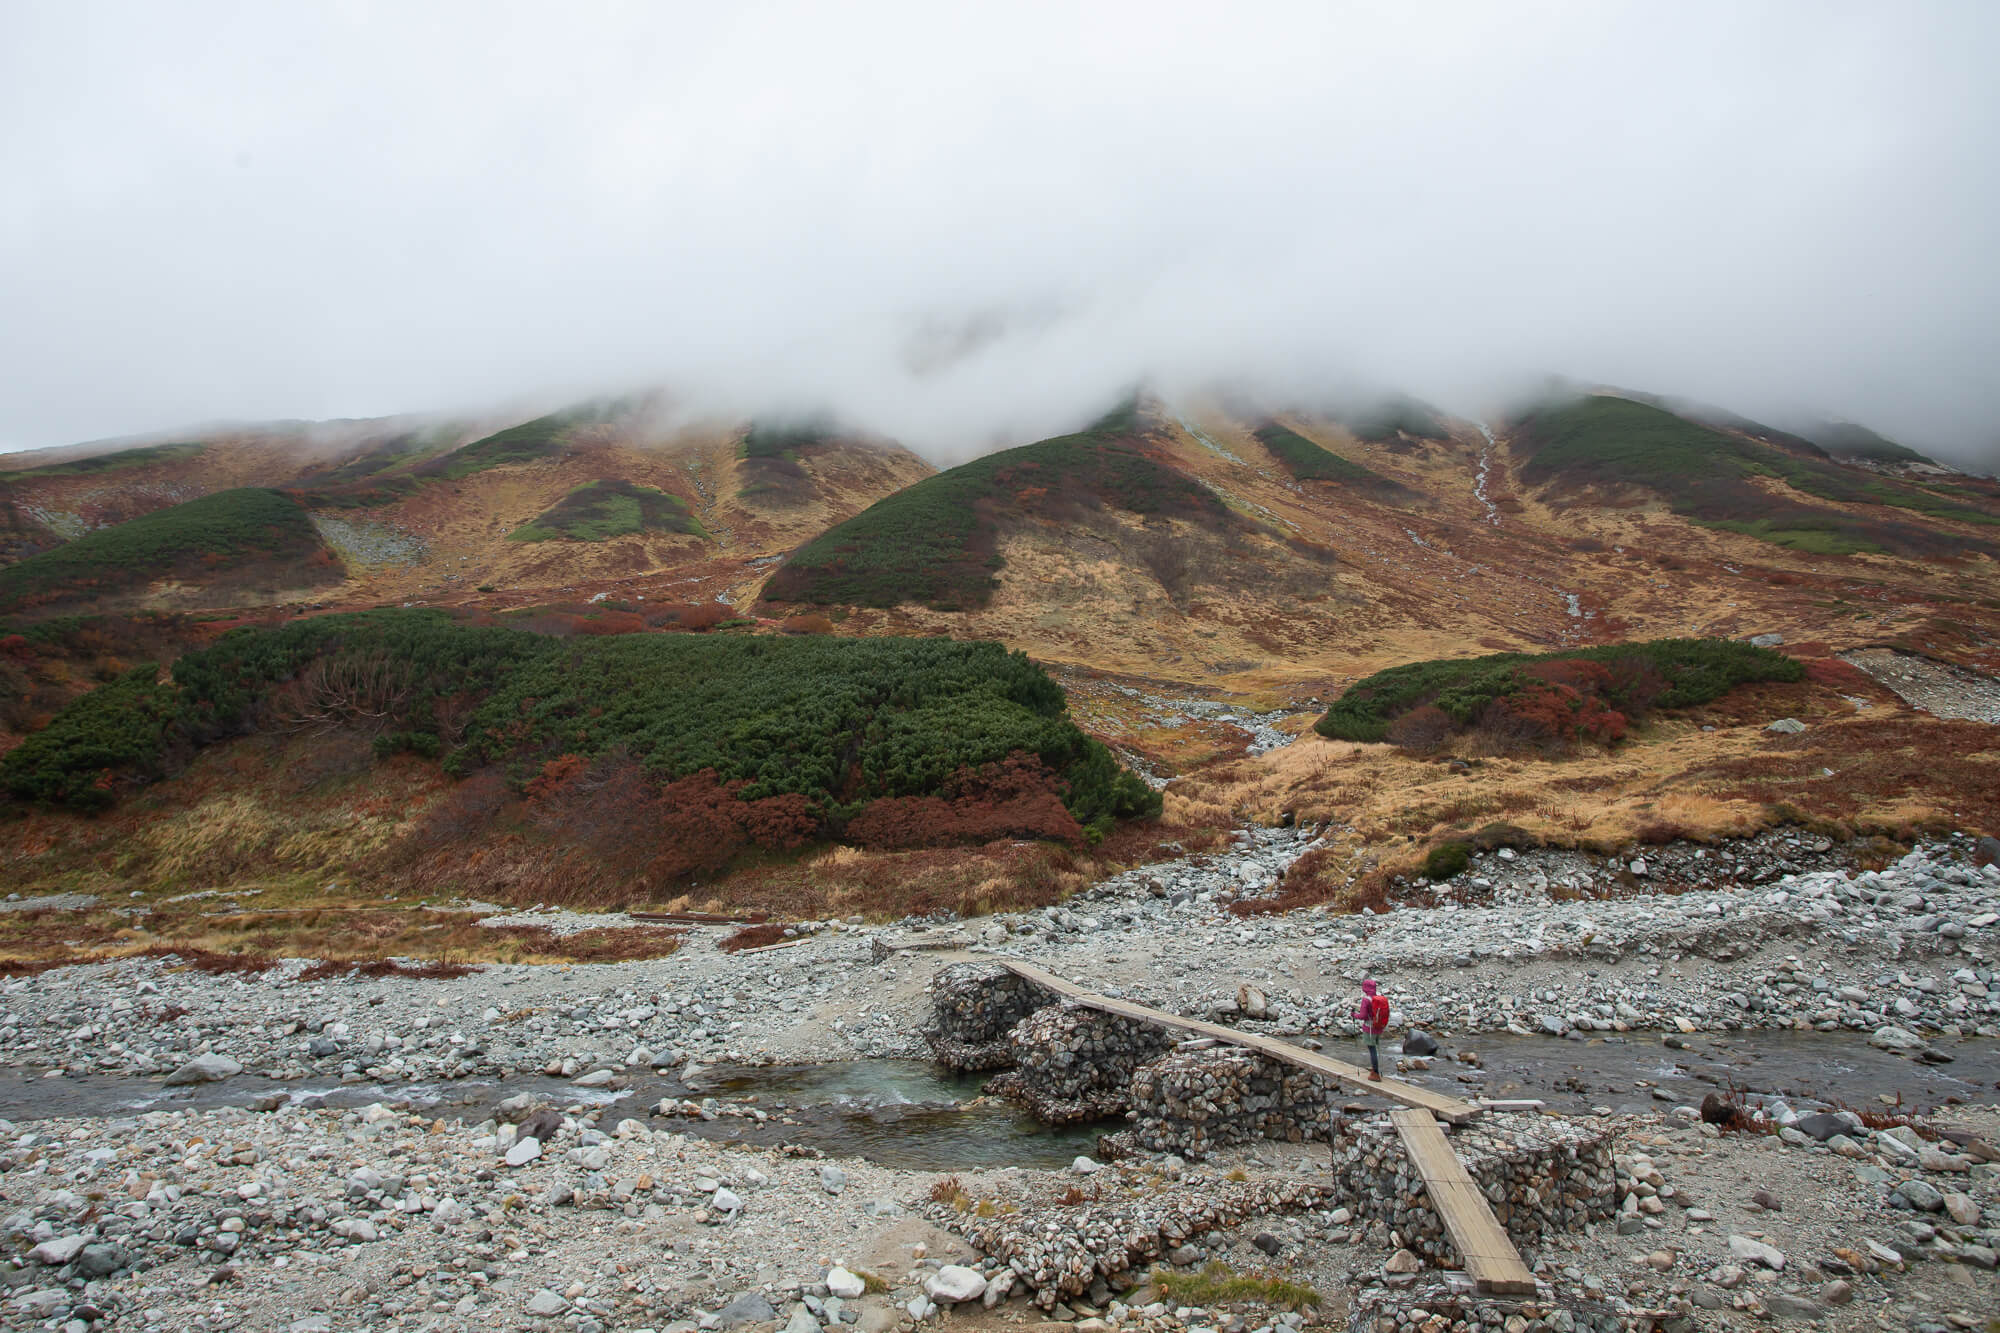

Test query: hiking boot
[1368,1072,1381,1082]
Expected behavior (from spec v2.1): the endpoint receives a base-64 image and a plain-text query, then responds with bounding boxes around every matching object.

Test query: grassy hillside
[735,420,841,507]
[421,404,611,480]
[1315,638,1802,747]
[0,488,338,614]
[0,441,205,482]
[1339,398,1451,444]
[1514,396,1998,556]
[1252,422,1412,498]
[4,610,1159,843]
[1799,421,1937,468]
[762,409,1226,610]
[508,479,709,543]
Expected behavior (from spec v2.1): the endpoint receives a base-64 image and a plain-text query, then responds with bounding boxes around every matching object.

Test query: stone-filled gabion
[983,1003,1176,1125]
[1328,1114,1616,1267]
[1348,1279,1653,1333]
[925,963,1049,1071]
[1119,1046,1342,1159]
[929,1175,1333,1308]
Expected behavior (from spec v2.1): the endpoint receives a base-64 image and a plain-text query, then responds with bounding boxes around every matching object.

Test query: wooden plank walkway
[1390,1109,1538,1294]
[991,959,1480,1126]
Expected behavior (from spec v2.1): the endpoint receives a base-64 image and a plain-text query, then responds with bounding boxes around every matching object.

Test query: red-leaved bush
[523,756,820,886]
[1803,657,1879,694]
[845,753,1082,849]
[644,603,730,631]
[571,611,647,636]
[1475,662,1629,752]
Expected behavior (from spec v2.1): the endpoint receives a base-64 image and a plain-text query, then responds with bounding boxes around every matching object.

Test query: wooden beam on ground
[628,911,768,925]
[990,959,1480,1126]
[1390,1108,1538,1295]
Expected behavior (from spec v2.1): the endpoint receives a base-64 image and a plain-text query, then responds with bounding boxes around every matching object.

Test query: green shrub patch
[0,442,205,482]
[762,409,1227,610]
[508,480,709,542]
[1513,396,1998,556]
[1251,422,1413,498]
[1339,399,1451,444]
[1315,638,1803,750]
[4,611,1160,843]
[420,404,613,480]
[0,488,336,613]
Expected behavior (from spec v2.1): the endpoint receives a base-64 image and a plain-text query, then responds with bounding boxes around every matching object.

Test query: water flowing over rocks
[983,1005,1176,1125]
[1,826,1997,1330]
[923,965,1044,1071]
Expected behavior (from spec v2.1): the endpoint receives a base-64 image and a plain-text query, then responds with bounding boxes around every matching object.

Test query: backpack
[1366,994,1391,1033]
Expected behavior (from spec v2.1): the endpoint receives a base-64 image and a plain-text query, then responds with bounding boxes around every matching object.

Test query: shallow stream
[1,1032,1992,1168]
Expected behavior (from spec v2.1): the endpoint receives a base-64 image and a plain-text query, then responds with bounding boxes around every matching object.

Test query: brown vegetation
[718,923,790,952]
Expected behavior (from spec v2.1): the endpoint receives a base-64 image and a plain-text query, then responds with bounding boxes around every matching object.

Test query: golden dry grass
[1179,674,1998,914]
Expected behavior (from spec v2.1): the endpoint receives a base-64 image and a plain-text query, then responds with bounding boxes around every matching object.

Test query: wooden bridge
[993,959,1479,1123]
[990,959,1537,1295]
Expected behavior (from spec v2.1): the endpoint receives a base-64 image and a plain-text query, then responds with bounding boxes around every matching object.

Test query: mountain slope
[0,487,341,614]
[761,405,1234,611]
[1511,394,2000,557]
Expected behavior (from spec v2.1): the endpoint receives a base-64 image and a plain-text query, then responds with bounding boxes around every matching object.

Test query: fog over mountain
[3,1,1997,466]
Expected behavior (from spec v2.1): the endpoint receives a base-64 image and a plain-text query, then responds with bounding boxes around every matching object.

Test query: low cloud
[2,2,1995,468]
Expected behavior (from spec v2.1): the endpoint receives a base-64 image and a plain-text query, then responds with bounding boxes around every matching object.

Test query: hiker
[1355,978,1390,1081]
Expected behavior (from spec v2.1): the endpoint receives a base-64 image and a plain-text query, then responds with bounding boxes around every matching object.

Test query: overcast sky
[3,1,1997,465]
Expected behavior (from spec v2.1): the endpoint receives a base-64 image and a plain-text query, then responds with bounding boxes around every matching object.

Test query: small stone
[924,1266,987,1304]
[1820,1280,1853,1306]
[505,1136,543,1167]
[28,1236,87,1266]
[783,1307,820,1333]
[1893,1179,1944,1212]
[163,1053,243,1085]
[572,1069,616,1088]
[826,1268,866,1300]
[527,1290,567,1317]
[1794,1112,1860,1142]
[1750,1190,1782,1211]
[1401,1030,1439,1057]
[1941,1192,1980,1226]
[1868,1025,1924,1052]
[1384,1248,1421,1274]
[714,1293,776,1326]
[1761,1293,1823,1320]
[1645,1250,1675,1271]
[1764,717,1806,734]
[1728,1235,1785,1269]
[819,1165,847,1194]
[711,1188,743,1214]
[1070,1156,1101,1175]
[74,1244,128,1278]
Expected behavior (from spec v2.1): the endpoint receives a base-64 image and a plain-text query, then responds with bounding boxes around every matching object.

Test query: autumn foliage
[522,754,820,887]
[844,753,1083,849]
[1474,660,1632,751]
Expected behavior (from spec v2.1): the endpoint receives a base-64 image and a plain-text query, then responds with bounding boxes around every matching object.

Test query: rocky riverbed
[3,827,1998,1330]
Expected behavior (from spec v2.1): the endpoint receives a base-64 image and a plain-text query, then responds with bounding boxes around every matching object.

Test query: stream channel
[2,1033,1994,1170]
